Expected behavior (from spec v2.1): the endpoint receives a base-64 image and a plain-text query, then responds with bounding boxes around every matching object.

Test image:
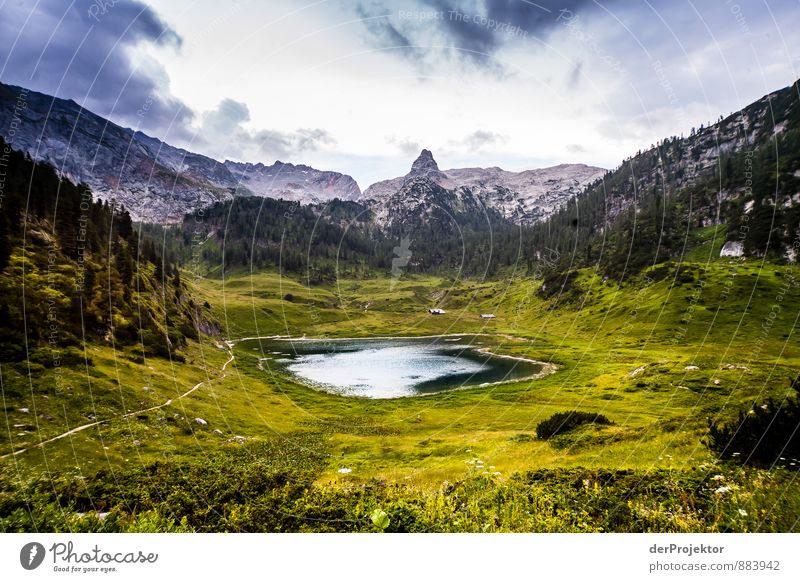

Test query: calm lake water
[245,336,543,398]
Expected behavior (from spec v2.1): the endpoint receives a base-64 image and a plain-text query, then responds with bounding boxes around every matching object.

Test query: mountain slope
[363,150,604,224]
[527,78,800,279]
[0,83,361,222]
[0,136,210,362]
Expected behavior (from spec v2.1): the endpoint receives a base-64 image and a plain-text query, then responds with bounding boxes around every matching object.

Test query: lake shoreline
[238,333,558,398]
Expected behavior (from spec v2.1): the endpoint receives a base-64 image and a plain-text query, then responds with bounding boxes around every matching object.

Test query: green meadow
[2,236,800,532]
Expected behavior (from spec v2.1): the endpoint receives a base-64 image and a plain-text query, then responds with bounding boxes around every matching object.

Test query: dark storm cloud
[356,2,414,48]
[425,0,593,57]
[0,0,194,140]
[355,0,433,66]
[355,0,596,67]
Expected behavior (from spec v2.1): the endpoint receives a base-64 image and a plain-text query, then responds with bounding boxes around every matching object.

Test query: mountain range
[363,149,604,225]
[0,82,602,225]
[0,83,360,222]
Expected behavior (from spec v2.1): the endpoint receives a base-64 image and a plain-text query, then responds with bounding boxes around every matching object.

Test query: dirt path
[0,351,235,461]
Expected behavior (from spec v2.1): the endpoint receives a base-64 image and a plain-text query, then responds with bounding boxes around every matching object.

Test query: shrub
[537,270,579,300]
[536,411,612,440]
[706,396,800,467]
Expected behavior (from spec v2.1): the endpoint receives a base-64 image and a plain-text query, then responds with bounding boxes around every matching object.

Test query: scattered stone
[720,241,744,258]
[212,429,223,435]
[133,440,141,447]
[684,365,699,370]
[142,387,154,393]
[338,467,352,474]
[194,418,208,425]
[18,408,30,414]
[629,365,647,377]
[713,379,721,385]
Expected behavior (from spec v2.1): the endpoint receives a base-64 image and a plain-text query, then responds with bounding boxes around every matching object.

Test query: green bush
[706,387,800,467]
[536,411,612,440]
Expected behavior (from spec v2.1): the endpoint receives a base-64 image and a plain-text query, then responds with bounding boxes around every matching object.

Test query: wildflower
[714,486,731,495]
[712,474,725,481]
[338,467,352,474]
[738,509,747,517]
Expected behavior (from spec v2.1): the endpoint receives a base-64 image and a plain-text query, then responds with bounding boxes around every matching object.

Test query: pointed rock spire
[408,149,446,181]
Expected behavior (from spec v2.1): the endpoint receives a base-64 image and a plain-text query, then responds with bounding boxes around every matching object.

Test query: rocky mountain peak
[409,149,446,180]
[0,82,362,221]
[362,148,605,224]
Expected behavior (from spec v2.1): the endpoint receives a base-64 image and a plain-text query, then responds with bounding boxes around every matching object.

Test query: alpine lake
[241,336,546,398]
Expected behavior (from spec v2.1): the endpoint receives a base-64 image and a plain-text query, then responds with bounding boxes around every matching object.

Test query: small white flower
[738,509,748,517]
[715,486,731,495]
[712,474,725,481]
[337,467,352,474]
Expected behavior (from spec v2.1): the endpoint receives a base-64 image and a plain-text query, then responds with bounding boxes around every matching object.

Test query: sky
[1,0,799,189]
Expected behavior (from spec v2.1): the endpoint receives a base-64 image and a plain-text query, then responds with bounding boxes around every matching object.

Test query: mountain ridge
[363,150,605,224]
[0,82,361,222]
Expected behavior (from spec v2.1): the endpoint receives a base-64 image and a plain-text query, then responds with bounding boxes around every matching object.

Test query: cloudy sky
[1,0,799,188]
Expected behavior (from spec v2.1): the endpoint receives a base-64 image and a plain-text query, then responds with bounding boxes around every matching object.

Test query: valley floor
[2,255,800,531]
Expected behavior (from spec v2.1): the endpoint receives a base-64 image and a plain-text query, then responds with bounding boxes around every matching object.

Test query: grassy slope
[2,234,799,530]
